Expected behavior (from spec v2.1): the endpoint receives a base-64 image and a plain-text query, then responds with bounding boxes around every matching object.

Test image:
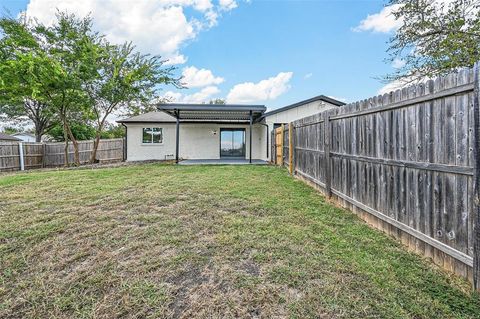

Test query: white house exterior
[263,95,345,137]
[118,104,268,162]
[118,96,344,163]
[11,132,36,142]
[121,121,267,161]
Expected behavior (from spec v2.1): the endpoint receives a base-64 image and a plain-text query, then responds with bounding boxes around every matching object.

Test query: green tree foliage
[85,42,180,163]
[49,122,124,141]
[0,17,57,142]
[387,0,480,81]
[2,126,21,135]
[1,12,179,166]
[49,121,96,141]
[37,13,103,165]
[100,124,125,139]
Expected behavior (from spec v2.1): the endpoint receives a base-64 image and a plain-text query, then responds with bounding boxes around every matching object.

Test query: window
[142,127,163,144]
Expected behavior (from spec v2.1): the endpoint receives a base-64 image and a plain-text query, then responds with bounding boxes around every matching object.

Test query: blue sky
[2,0,399,110]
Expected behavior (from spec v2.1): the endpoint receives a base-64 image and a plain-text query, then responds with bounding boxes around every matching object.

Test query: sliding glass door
[220,129,246,158]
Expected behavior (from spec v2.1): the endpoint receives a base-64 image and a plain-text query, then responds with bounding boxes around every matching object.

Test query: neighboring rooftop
[0,133,22,141]
[11,132,35,137]
[263,95,345,117]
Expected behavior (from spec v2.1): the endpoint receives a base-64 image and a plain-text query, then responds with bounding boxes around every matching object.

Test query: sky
[1,0,404,111]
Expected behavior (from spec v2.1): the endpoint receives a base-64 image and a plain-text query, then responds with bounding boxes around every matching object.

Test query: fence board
[0,138,124,172]
[282,66,479,287]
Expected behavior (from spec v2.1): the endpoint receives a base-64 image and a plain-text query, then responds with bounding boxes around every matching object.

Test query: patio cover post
[175,110,180,163]
[249,110,253,163]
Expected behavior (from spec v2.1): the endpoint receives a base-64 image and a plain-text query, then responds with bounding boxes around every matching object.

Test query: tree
[37,12,103,165]
[0,13,100,165]
[0,17,57,142]
[386,0,480,82]
[49,120,96,141]
[0,100,56,142]
[85,42,180,163]
[100,124,125,139]
[2,126,21,135]
[1,12,180,165]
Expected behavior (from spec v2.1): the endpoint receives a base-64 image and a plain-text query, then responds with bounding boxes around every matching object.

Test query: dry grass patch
[0,163,479,318]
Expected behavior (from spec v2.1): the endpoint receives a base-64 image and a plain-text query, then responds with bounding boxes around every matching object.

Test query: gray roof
[117,112,176,123]
[263,95,345,117]
[0,133,21,141]
[157,103,266,122]
[12,132,35,137]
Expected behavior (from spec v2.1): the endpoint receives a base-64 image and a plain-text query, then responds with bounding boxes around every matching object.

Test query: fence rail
[273,65,480,290]
[0,138,125,172]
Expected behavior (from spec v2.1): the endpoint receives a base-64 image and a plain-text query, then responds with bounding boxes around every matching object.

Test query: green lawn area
[0,163,479,318]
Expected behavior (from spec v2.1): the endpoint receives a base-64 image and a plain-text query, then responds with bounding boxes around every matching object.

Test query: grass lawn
[0,163,479,318]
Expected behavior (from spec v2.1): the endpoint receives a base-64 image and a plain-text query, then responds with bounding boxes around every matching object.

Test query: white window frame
[142,127,163,145]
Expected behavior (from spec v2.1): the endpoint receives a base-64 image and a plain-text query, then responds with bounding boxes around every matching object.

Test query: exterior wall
[264,100,338,126]
[125,123,176,161]
[125,122,268,161]
[264,100,339,161]
[12,134,36,142]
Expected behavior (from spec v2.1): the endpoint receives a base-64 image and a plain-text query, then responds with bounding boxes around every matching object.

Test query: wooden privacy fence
[0,138,125,172]
[273,65,480,290]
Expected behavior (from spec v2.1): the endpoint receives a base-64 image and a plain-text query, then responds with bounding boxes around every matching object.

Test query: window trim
[141,127,164,145]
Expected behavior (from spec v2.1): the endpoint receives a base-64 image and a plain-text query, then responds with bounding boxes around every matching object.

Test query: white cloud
[181,66,224,88]
[24,0,238,64]
[353,4,403,33]
[392,58,406,69]
[378,79,408,95]
[377,75,431,95]
[354,1,468,34]
[219,0,238,11]
[304,73,313,79]
[226,72,293,104]
[164,86,221,103]
[163,91,184,102]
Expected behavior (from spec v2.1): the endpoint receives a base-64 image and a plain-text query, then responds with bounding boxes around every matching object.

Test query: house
[0,133,22,142]
[117,95,344,163]
[11,132,36,142]
[262,95,345,134]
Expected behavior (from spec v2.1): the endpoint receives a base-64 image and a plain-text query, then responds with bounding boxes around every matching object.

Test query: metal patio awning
[157,103,266,122]
[157,103,267,164]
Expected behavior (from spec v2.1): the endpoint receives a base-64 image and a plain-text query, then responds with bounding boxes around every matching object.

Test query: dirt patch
[239,260,261,277]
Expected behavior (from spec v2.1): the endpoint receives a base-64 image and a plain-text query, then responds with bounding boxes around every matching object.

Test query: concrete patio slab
[179,159,268,165]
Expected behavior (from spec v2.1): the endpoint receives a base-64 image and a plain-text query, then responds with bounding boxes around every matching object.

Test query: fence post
[324,113,332,197]
[279,124,284,166]
[18,142,24,171]
[123,137,127,161]
[473,61,480,291]
[289,122,294,175]
[271,130,275,164]
[42,143,46,168]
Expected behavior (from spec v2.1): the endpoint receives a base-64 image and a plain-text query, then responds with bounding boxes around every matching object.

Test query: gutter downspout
[249,111,253,164]
[121,123,128,161]
[175,110,180,164]
[259,122,269,160]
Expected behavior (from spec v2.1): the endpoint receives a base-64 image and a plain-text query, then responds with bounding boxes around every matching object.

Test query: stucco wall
[263,100,339,161]
[264,100,338,129]
[12,134,36,142]
[125,123,267,161]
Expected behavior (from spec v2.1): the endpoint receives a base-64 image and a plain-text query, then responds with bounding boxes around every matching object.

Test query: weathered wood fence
[273,65,480,290]
[0,138,125,172]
